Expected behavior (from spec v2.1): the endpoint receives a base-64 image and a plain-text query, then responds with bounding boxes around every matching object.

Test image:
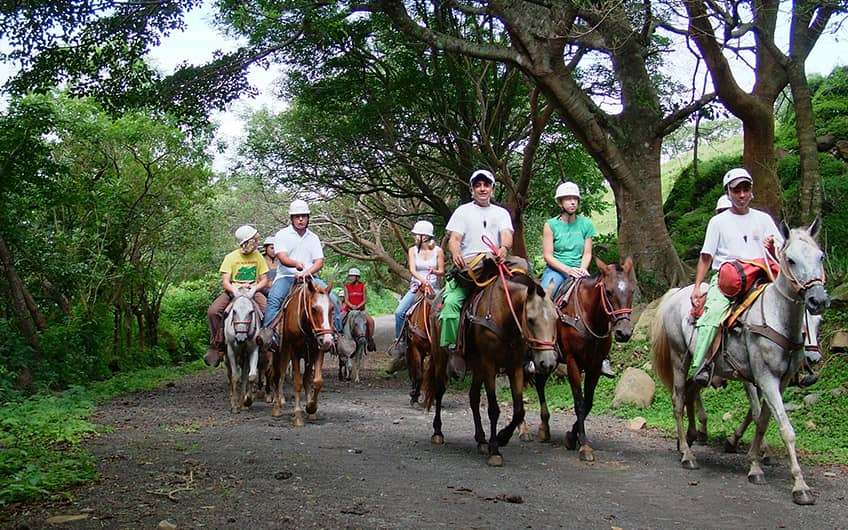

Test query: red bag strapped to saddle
[717,258,780,299]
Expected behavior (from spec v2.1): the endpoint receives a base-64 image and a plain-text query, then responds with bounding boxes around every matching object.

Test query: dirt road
[5,315,846,529]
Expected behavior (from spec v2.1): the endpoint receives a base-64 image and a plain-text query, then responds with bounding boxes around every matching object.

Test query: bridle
[231,296,257,338]
[570,276,633,339]
[296,276,336,341]
[765,243,826,303]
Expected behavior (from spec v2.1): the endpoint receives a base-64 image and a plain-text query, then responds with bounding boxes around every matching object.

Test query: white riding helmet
[288,199,311,216]
[348,267,361,277]
[722,168,753,189]
[263,236,275,246]
[555,181,581,201]
[469,169,496,186]
[235,225,258,245]
[715,195,732,212]
[411,220,434,238]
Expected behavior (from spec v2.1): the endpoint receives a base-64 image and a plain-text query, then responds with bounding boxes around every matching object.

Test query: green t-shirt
[219,249,269,283]
[547,215,597,267]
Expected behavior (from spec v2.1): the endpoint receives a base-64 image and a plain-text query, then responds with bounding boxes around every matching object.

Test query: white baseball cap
[469,169,496,186]
[722,168,753,188]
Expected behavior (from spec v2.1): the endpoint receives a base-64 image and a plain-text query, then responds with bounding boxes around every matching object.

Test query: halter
[481,236,556,351]
[296,275,336,340]
[569,276,633,339]
[231,296,257,338]
[765,243,825,303]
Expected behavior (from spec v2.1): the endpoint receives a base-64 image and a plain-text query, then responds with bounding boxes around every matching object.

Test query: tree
[372,0,715,287]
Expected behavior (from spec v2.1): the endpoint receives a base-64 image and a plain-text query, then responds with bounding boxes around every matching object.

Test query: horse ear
[594,257,608,272]
[780,220,791,241]
[808,216,821,240]
[622,256,634,274]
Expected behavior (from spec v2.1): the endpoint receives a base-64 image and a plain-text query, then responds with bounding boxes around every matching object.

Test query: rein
[569,277,632,339]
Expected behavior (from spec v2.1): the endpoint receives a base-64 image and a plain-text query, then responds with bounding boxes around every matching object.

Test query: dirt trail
[4,315,846,529]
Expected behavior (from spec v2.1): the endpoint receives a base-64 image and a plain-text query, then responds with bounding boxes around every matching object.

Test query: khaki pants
[207,292,267,348]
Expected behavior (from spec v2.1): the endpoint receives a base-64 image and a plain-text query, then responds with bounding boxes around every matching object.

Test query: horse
[269,278,336,426]
[340,309,369,382]
[424,267,559,466]
[402,285,435,406]
[535,257,636,462]
[651,220,829,505]
[223,288,262,413]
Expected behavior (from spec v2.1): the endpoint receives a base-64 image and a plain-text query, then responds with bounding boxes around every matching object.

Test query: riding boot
[600,358,616,378]
[795,362,819,388]
[386,338,407,374]
[204,345,223,367]
[692,360,712,387]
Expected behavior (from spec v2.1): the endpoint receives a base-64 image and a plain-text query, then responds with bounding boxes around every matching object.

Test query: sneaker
[204,346,222,367]
[600,358,615,378]
[797,372,819,388]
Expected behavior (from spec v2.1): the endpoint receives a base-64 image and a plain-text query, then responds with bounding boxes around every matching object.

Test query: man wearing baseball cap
[439,169,514,352]
[689,167,782,386]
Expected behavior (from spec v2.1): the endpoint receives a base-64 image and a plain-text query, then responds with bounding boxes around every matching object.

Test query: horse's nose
[806,286,829,315]
[536,352,558,374]
[614,329,632,343]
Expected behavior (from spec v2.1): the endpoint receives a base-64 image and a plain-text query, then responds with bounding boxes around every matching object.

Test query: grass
[589,136,743,235]
[0,361,207,506]
[500,337,848,465]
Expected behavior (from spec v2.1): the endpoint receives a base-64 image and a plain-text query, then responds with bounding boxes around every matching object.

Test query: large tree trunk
[742,111,783,217]
[22,284,47,331]
[505,198,528,260]
[0,234,42,356]
[788,62,822,223]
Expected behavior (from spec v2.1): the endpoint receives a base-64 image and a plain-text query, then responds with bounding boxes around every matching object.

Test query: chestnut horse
[537,257,636,462]
[270,278,336,426]
[424,269,559,466]
[401,284,435,406]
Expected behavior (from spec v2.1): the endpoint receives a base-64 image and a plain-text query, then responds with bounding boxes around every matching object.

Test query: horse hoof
[537,427,550,443]
[248,374,258,384]
[293,415,305,428]
[792,489,816,506]
[243,395,253,408]
[724,439,738,453]
[308,413,317,421]
[747,473,766,485]
[519,432,532,443]
[696,431,708,444]
[761,455,772,466]
[564,432,577,451]
[271,406,282,418]
[265,394,274,404]
[579,447,595,462]
[431,434,444,445]
[487,454,504,467]
[681,459,699,470]
[230,406,240,414]
[477,443,489,455]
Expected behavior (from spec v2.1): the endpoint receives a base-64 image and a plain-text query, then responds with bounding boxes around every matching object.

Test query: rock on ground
[612,367,655,408]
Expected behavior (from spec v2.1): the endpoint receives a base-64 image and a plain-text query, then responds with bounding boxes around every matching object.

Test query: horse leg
[271,349,288,417]
[227,345,240,414]
[533,372,551,443]
[430,350,447,445]
[483,369,503,466]
[496,364,526,447]
[241,348,253,409]
[354,348,362,383]
[469,372,486,454]
[563,357,583,451]
[695,393,708,444]
[685,384,700,447]
[577,370,601,462]
[727,383,759,453]
[306,350,324,417]
[408,343,421,406]
[291,352,305,427]
[673,369,698,469]
[756,377,814,505]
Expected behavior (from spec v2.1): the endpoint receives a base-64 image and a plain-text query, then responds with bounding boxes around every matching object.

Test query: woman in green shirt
[540,182,614,377]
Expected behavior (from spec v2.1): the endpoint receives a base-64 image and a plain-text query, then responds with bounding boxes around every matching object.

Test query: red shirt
[345,282,365,307]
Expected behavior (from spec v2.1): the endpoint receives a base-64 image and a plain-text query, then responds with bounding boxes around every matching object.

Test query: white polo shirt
[701,208,782,270]
[446,202,514,259]
[272,225,324,278]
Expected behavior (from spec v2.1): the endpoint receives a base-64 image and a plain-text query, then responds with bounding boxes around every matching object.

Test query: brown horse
[269,278,336,426]
[424,270,559,466]
[402,284,435,406]
[536,257,636,462]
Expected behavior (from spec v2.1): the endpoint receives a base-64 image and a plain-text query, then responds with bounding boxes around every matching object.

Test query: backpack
[717,258,780,299]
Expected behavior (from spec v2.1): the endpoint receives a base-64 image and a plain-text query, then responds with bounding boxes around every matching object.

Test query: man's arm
[448,231,465,268]
[277,250,304,271]
[221,272,236,297]
[497,229,513,260]
[690,253,712,306]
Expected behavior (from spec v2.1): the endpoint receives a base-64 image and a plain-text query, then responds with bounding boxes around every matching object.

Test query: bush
[159,275,219,363]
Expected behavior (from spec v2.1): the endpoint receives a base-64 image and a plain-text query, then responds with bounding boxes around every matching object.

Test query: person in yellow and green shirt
[205,225,269,367]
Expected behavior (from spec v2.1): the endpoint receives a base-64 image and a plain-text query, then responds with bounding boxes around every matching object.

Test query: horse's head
[779,218,830,315]
[306,279,336,351]
[595,256,636,343]
[231,294,257,344]
[523,279,559,375]
[348,310,368,348]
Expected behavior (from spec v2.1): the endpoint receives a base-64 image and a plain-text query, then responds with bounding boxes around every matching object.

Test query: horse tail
[651,288,679,392]
[422,350,437,411]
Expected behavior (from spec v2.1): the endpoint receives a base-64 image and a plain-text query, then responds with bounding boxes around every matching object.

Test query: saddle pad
[726,283,768,329]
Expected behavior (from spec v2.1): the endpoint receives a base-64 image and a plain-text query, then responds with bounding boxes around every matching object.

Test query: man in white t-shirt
[690,168,782,386]
[439,169,514,350]
[262,199,342,331]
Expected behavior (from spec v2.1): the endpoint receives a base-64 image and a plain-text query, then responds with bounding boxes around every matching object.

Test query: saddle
[404,290,437,341]
[552,277,578,310]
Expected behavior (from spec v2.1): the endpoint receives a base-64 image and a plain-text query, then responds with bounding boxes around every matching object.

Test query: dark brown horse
[402,284,435,406]
[269,278,336,426]
[424,271,559,466]
[536,257,636,461]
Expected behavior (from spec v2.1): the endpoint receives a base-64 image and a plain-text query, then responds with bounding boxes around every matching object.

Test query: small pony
[223,287,262,413]
[339,309,369,382]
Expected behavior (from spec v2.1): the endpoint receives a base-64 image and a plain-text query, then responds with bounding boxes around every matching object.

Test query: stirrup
[692,363,712,387]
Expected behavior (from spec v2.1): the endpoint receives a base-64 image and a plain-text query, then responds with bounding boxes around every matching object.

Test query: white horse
[223,288,261,413]
[340,310,368,383]
[652,220,829,505]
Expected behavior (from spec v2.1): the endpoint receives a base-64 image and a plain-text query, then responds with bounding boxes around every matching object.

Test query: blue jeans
[263,276,342,331]
[394,290,418,338]
[540,266,570,294]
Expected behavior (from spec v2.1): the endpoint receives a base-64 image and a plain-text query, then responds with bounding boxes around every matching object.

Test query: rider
[388,220,445,372]
[690,168,782,386]
[440,169,514,353]
[260,236,276,296]
[205,225,269,367]
[262,199,342,334]
[715,194,731,214]
[342,267,377,351]
[539,182,614,378]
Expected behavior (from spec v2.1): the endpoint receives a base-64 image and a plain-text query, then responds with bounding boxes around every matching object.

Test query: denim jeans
[394,290,418,338]
[540,266,568,293]
[263,276,342,331]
